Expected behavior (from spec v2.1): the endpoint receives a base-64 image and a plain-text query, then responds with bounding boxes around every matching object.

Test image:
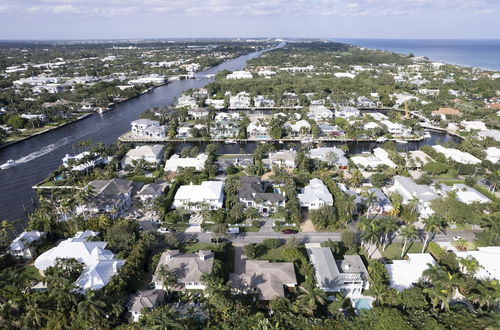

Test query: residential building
[406,150,433,170]
[265,150,297,169]
[136,182,169,203]
[460,120,487,132]
[188,108,210,119]
[306,244,369,296]
[131,119,166,139]
[153,250,214,290]
[9,231,45,259]
[454,246,500,281]
[350,147,397,170]
[307,105,334,121]
[238,176,286,215]
[298,179,333,210]
[432,145,481,165]
[431,108,463,121]
[229,92,251,108]
[216,155,254,172]
[334,72,356,79]
[385,254,436,291]
[388,176,439,218]
[226,70,253,79]
[308,147,348,169]
[286,119,311,134]
[364,188,393,214]
[246,122,269,139]
[485,147,500,163]
[318,124,343,136]
[122,145,164,167]
[215,112,240,121]
[366,112,388,121]
[279,65,314,72]
[176,95,198,108]
[380,120,409,136]
[451,184,491,204]
[205,98,225,109]
[335,106,360,119]
[253,95,275,108]
[478,129,500,143]
[128,75,166,85]
[127,290,166,322]
[230,247,297,301]
[34,233,124,291]
[164,153,208,172]
[62,151,110,172]
[172,181,224,211]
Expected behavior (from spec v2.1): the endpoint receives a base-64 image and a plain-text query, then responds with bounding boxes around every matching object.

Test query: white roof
[298,179,333,204]
[174,181,224,203]
[75,259,125,291]
[455,247,500,280]
[164,153,208,171]
[452,184,491,204]
[485,147,500,163]
[385,253,436,291]
[10,231,45,251]
[432,145,481,165]
[126,145,164,159]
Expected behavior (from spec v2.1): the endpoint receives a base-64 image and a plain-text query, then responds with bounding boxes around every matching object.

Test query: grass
[239,226,260,233]
[473,184,499,204]
[181,243,218,254]
[126,175,156,184]
[436,179,465,186]
[23,264,43,282]
[256,245,290,262]
[381,241,426,260]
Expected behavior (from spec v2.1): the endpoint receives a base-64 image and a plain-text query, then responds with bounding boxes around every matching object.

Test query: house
[226,71,253,79]
[307,105,334,121]
[351,148,397,170]
[432,145,481,165]
[364,122,380,130]
[9,231,45,259]
[286,119,311,134]
[318,124,343,136]
[431,108,462,121]
[388,176,439,218]
[230,247,297,301]
[356,96,377,108]
[335,106,360,119]
[172,181,224,211]
[380,120,410,136]
[306,244,369,296]
[153,250,214,290]
[164,153,208,172]
[128,75,166,85]
[205,98,225,109]
[229,92,251,109]
[485,147,500,163]
[334,72,356,79]
[253,95,275,108]
[122,145,164,167]
[79,179,139,219]
[451,184,491,204]
[20,113,47,122]
[188,108,210,119]
[216,155,254,172]
[212,120,239,138]
[385,253,436,291]
[406,150,433,170]
[214,112,240,121]
[127,290,166,322]
[265,150,296,169]
[238,176,286,215]
[131,119,166,139]
[176,95,198,108]
[136,182,169,203]
[460,120,487,132]
[478,130,500,143]
[298,179,333,210]
[34,233,124,291]
[308,147,348,169]
[366,112,388,121]
[364,188,392,214]
[246,122,269,139]
[454,246,500,281]
[62,151,110,172]
[279,65,314,72]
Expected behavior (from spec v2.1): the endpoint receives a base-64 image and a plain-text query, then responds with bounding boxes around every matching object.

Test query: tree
[244,207,260,221]
[296,283,326,316]
[399,225,418,258]
[211,223,227,244]
[105,219,140,253]
[350,169,364,187]
[156,265,177,294]
[75,290,107,327]
[422,215,446,253]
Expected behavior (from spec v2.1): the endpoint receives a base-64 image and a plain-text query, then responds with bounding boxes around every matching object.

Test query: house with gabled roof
[126,289,166,322]
[173,181,224,211]
[238,176,285,215]
[122,144,164,167]
[9,231,45,259]
[298,179,333,210]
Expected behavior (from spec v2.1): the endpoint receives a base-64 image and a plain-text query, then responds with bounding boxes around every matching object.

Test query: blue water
[352,298,372,311]
[335,39,500,71]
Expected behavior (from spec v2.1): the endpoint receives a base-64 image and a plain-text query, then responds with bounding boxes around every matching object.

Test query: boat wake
[15,136,73,164]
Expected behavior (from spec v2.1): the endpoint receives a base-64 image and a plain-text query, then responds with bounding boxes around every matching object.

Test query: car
[157,227,171,233]
[185,238,199,244]
[148,282,156,290]
[453,235,464,241]
[211,238,228,243]
[282,229,298,235]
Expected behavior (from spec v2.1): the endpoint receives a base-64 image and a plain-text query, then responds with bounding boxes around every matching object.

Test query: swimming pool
[352,297,373,311]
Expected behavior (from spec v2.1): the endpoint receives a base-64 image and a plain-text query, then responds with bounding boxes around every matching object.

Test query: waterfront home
[265,150,297,169]
[454,246,500,281]
[279,65,314,72]
[366,112,388,121]
[131,119,167,138]
[356,96,377,108]
[253,95,275,108]
[286,119,311,135]
[126,290,166,322]
[363,122,380,130]
[308,147,348,170]
[128,75,166,85]
[431,108,462,121]
[307,105,334,121]
[9,231,45,259]
[122,145,164,167]
[298,179,333,210]
[215,112,240,121]
[380,120,410,137]
[229,92,251,109]
[385,254,436,291]
[281,92,300,107]
[136,182,169,203]
[34,233,124,291]
[478,129,500,142]
[350,148,397,170]
[335,106,360,119]
[306,244,369,296]
[20,113,47,122]
[257,69,276,77]
[164,153,208,172]
[338,183,364,214]
[432,145,481,165]
[62,151,110,172]
[205,98,225,109]
[153,250,214,291]
[176,95,198,108]
[226,70,253,79]
[216,155,254,172]
[238,176,285,215]
[445,184,491,204]
[334,72,356,79]
[230,247,297,301]
[188,108,210,119]
[79,179,139,219]
[177,126,192,138]
[318,124,343,137]
[212,120,239,139]
[485,147,500,163]
[364,188,393,215]
[172,181,224,211]
[406,150,433,170]
[460,120,487,132]
[247,122,269,139]
[388,176,439,218]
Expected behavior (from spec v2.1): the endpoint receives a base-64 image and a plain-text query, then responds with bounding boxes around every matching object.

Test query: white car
[157,227,171,233]
[453,235,464,241]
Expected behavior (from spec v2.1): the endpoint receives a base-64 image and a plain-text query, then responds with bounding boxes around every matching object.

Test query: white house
[388,176,439,218]
[334,72,356,79]
[188,108,210,119]
[229,92,251,109]
[306,244,369,296]
[153,250,214,291]
[286,119,311,134]
[455,246,500,281]
[308,147,349,170]
[365,188,393,214]
[34,233,124,291]
[307,105,334,121]
[172,181,224,211]
[451,184,491,204]
[205,98,226,109]
[460,120,487,132]
[128,75,166,85]
[9,231,45,259]
[432,145,481,165]
[380,120,410,136]
[247,122,269,139]
[164,153,208,172]
[266,150,297,168]
[478,130,500,143]
[62,151,110,172]
[136,182,169,203]
[335,106,360,119]
[485,147,500,163]
[226,71,253,79]
[385,253,436,291]
[351,147,397,170]
[238,176,286,215]
[176,95,198,108]
[122,145,164,167]
[298,179,333,210]
[253,95,275,108]
[131,119,166,139]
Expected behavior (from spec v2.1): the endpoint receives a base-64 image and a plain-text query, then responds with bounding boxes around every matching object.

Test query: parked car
[185,238,199,244]
[453,235,464,241]
[211,238,228,243]
[148,282,156,290]
[157,227,171,233]
[282,229,298,235]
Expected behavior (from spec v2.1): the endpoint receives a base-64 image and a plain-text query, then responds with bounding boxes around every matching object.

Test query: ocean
[335,39,500,71]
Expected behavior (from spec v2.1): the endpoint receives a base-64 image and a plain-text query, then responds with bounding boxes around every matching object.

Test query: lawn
[23,264,43,281]
[181,242,219,254]
[239,226,260,233]
[473,184,499,203]
[381,241,426,260]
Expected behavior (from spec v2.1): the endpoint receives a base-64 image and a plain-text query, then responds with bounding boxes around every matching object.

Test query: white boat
[376,137,388,142]
[0,159,17,170]
[224,139,237,144]
[423,132,431,138]
[395,139,408,144]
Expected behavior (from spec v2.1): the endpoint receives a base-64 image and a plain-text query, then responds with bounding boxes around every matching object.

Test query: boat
[0,159,17,170]
[376,137,388,142]
[395,139,408,144]
[423,131,431,139]
[224,139,237,144]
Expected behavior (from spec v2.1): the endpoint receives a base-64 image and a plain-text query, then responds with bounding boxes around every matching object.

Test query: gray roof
[127,289,166,313]
[216,155,254,170]
[365,188,391,206]
[394,176,439,202]
[239,176,285,204]
[137,182,168,197]
[153,250,214,285]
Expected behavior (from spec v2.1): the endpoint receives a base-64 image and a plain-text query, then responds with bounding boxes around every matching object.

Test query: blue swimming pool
[352,298,373,311]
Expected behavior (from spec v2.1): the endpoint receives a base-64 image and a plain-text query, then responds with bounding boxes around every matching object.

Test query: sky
[1,0,500,40]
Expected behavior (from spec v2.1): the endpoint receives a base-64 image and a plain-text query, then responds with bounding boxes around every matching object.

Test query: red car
[282,229,298,235]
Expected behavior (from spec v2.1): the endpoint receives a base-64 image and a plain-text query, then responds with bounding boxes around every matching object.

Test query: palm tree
[244,207,260,221]
[76,290,107,325]
[423,282,450,310]
[360,222,381,247]
[0,220,16,236]
[459,256,481,276]
[422,215,446,253]
[380,217,398,251]
[350,169,363,188]
[21,299,46,328]
[211,223,228,244]
[388,193,402,217]
[400,224,418,258]
[156,265,177,296]
[296,283,326,316]
[364,191,377,216]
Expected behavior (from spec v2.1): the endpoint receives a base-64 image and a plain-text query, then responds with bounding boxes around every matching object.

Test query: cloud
[1,0,500,17]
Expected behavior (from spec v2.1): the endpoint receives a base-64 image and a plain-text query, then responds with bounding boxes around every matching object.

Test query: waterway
[0,42,458,226]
